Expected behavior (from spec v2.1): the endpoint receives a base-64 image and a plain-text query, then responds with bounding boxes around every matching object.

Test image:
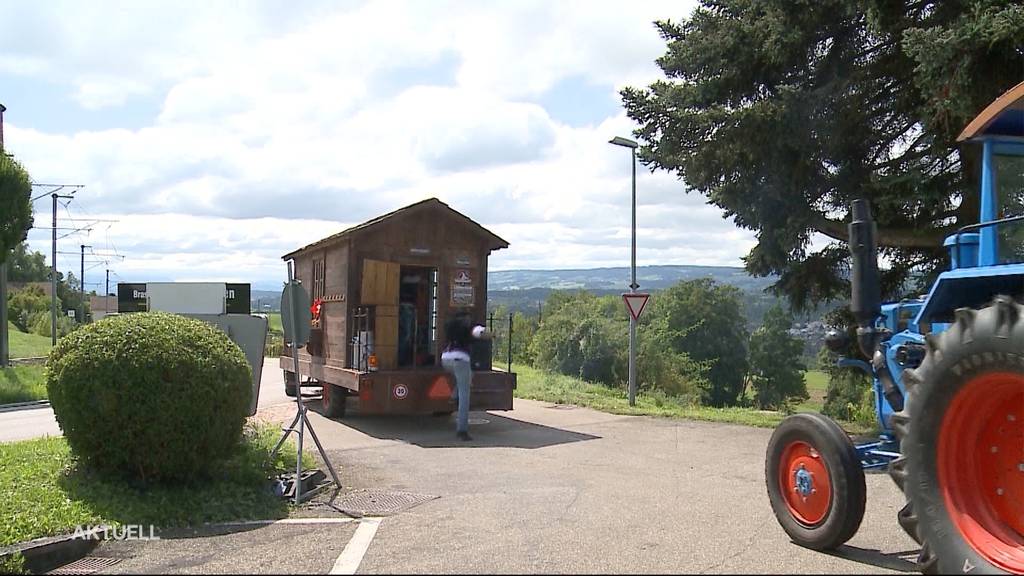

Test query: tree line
[489,278,811,411]
[5,242,91,338]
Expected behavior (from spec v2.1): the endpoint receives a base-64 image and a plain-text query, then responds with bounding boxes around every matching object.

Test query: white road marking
[330,518,382,575]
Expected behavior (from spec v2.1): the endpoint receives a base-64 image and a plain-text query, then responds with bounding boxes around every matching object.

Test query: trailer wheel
[321,382,346,419]
[284,370,297,398]
[766,412,866,551]
[891,297,1024,574]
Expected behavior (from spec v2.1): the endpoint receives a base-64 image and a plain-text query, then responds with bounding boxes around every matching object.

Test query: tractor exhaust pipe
[849,199,882,359]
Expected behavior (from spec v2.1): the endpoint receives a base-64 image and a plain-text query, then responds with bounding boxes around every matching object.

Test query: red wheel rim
[779,440,833,526]
[938,371,1024,572]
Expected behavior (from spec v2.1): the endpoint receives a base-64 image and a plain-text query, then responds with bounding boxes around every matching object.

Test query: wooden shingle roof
[282,197,509,260]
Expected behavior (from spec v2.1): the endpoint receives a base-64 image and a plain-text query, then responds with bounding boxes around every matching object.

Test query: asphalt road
[0,358,292,443]
[265,400,919,575]
[103,522,361,574]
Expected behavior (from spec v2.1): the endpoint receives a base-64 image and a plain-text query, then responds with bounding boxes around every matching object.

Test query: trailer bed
[281,355,515,415]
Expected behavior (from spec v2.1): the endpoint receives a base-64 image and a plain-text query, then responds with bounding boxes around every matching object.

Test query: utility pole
[105,268,109,314]
[80,244,90,324]
[49,189,77,343]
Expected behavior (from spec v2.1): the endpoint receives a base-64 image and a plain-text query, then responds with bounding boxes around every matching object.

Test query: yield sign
[622,293,650,321]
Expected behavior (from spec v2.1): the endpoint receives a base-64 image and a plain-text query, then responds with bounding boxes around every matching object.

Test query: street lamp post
[609,136,639,406]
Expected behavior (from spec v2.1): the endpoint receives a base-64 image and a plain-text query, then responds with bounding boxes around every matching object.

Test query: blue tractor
[765,81,1024,574]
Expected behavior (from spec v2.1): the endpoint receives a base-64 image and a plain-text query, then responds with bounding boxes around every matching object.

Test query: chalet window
[312,258,326,301]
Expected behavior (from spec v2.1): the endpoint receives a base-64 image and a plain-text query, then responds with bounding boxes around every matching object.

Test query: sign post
[271,262,340,504]
[623,292,649,406]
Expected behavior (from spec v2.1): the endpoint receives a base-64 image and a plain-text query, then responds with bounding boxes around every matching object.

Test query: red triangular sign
[622,293,650,321]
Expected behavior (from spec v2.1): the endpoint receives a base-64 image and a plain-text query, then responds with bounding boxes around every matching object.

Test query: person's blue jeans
[442,356,471,434]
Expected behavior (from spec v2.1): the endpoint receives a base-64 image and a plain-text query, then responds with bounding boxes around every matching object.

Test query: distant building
[90,294,117,321]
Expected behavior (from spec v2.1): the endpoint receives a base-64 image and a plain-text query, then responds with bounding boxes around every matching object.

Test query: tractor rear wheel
[891,296,1024,574]
[321,382,347,419]
[284,370,298,398]
[766,412,866,550]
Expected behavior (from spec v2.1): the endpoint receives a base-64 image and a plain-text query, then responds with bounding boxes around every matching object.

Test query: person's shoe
[456,431,472,441]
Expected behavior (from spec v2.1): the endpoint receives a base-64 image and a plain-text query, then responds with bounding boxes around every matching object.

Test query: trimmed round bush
[46,312,253,482]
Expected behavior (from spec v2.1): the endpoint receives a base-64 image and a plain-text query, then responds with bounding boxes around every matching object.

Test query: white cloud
[74,78,152,110]
[7,0,760,290]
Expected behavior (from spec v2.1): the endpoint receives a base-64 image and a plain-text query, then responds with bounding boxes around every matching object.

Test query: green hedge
[46,312,252,482]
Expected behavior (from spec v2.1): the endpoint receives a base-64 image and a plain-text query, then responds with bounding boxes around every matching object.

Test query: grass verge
[0,421,314,554]
[8,323,52,359]
[794,369,829,413]
[0,365,47,404]
[513,364,872,435]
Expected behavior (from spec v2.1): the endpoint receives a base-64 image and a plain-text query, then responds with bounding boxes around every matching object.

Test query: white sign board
[146,282,227,315]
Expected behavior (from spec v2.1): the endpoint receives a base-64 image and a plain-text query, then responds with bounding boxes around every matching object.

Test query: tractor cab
[915,81,1024,328]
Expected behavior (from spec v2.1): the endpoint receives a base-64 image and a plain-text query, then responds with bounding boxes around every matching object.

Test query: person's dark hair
[444,312,473,350]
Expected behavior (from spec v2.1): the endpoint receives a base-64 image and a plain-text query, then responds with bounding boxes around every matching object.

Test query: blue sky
[2,0,755,291]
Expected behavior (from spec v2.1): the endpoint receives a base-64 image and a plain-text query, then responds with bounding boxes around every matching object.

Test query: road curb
[0,525,108,574]
[0,400,50,413]
[8,357,47,366]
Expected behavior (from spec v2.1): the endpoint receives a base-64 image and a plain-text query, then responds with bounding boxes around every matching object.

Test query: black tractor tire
[321,382,347,419]
[766,412,867,551]
[890,296,1024,575]
[284,370,298,398]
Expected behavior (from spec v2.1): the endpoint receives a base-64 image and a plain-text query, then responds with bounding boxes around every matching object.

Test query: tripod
[270,266,341,505]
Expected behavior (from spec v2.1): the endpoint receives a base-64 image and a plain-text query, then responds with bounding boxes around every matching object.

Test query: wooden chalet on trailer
[279,197,516,417]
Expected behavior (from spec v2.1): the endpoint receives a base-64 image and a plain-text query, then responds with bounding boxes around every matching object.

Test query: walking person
[441,312,489,441]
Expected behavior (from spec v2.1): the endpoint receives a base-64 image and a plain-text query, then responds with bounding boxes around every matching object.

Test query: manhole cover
[329,490,438,516]
[468,418,489,425]
[49,556,122,575]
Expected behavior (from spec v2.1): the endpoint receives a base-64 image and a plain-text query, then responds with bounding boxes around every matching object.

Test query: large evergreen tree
[622,0,1024,310]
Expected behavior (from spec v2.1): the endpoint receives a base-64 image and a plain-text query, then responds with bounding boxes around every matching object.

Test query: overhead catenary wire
[57,228,93,240]
[73,195,124,261]
[56,194,124,262]
[30,183,84,202]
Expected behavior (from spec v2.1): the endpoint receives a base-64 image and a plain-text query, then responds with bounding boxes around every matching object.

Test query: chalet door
[361,259,399,369]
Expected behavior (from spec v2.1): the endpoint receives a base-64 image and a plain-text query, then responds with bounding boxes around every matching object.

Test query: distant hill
[484,265,806,327]
[487,265,775,293]
[251,290,282,312]
[252,264,831,326]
